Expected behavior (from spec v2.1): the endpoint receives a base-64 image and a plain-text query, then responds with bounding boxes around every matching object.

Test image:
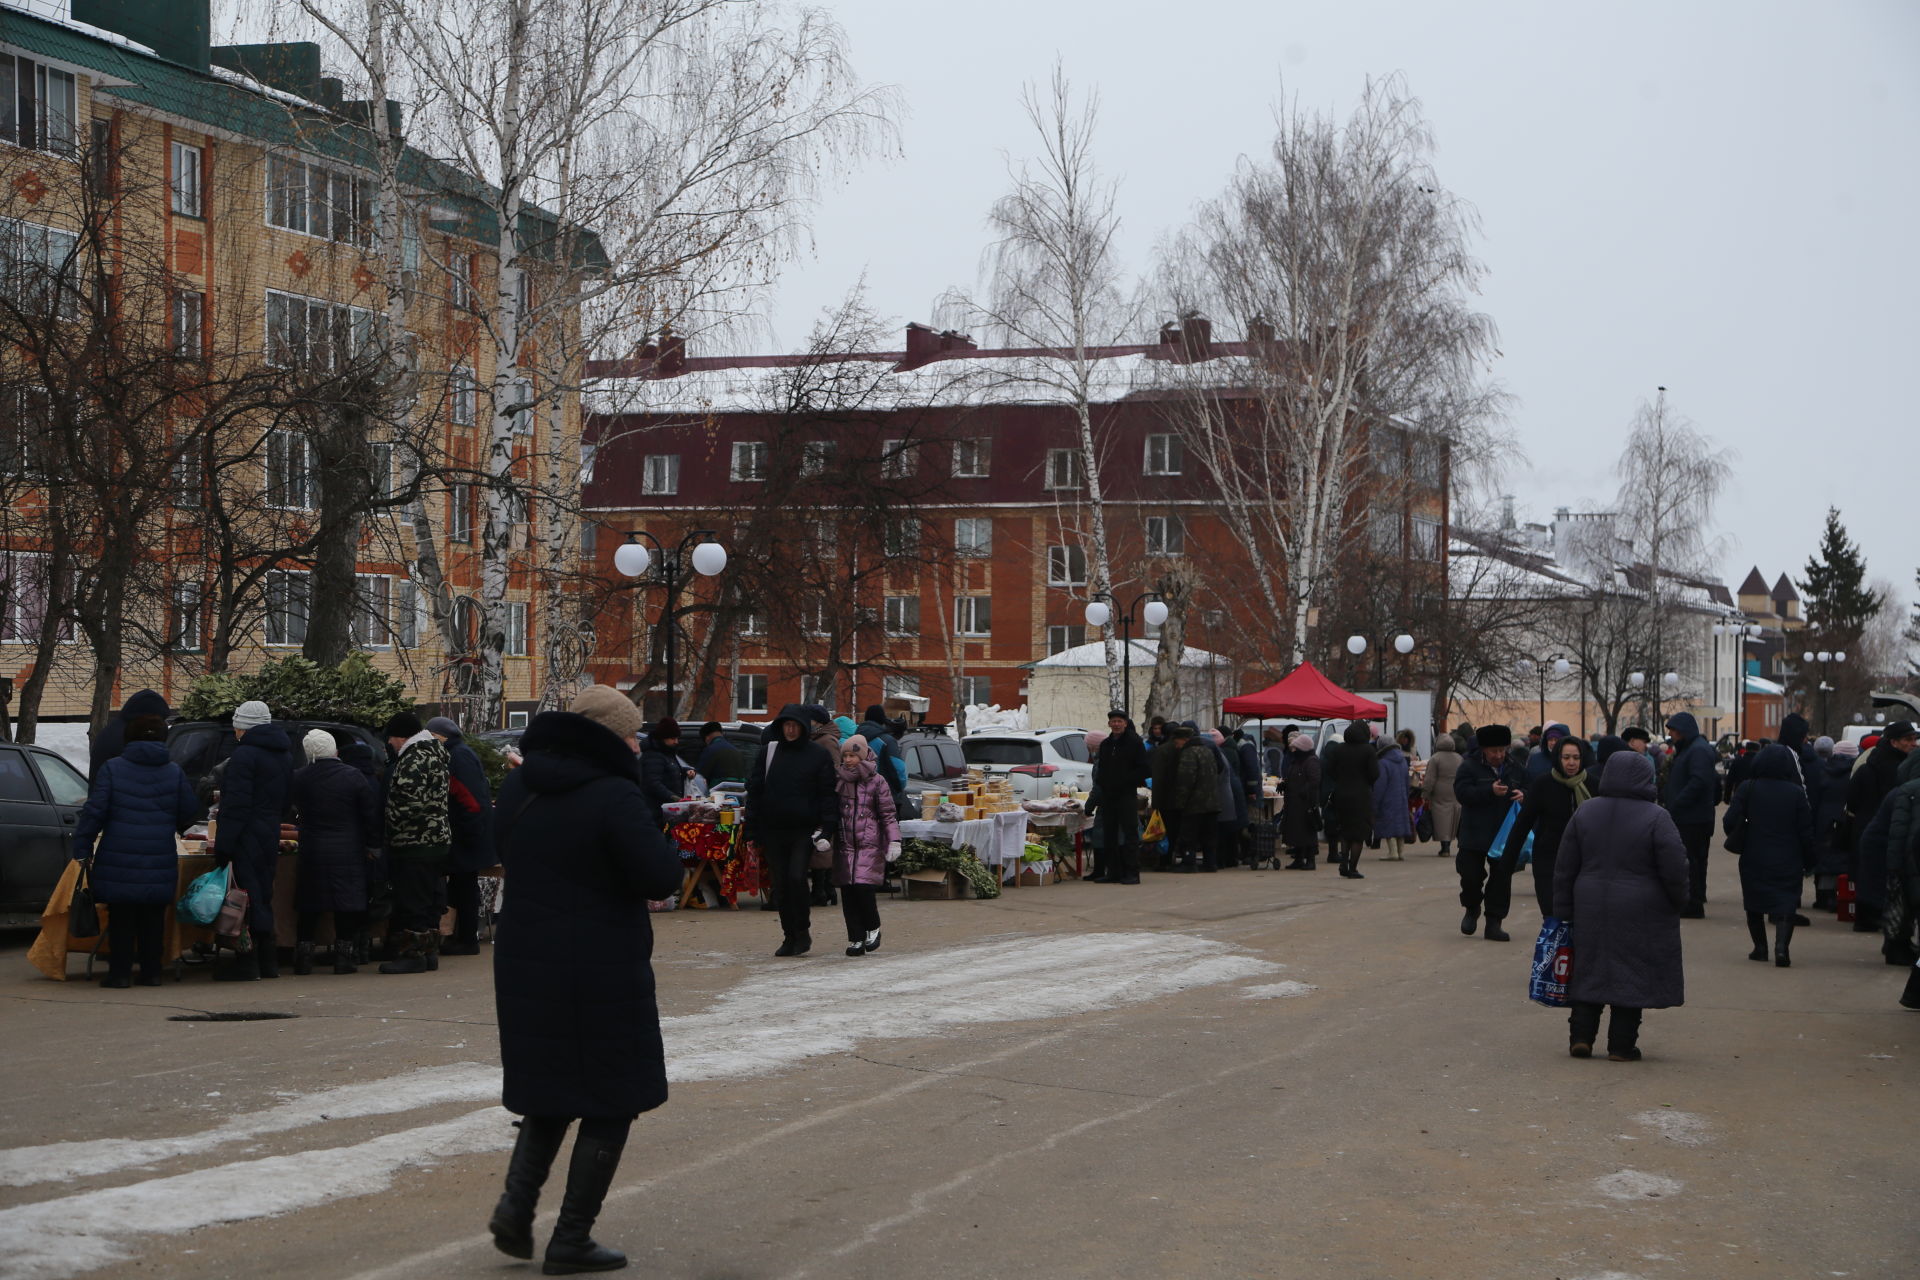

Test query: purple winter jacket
[833,760,901,887]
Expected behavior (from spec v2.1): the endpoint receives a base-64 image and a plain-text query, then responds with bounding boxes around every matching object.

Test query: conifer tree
[1800,507,1884,646]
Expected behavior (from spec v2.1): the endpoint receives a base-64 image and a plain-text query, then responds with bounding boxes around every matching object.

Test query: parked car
[167,719,388,810]
[0,741,94,928]
[900,731,967,802]
[959,728,1095,801]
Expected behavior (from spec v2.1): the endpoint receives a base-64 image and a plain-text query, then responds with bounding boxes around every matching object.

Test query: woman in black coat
[290,730,380,975]
[638,717,688,829]
[487,707,682,1274]
[1552,751,1689,1061]
[1508,735,1594,918]
[1280,734,1323,870]
[1723,743,1815,966]
[1324,722,1380,879]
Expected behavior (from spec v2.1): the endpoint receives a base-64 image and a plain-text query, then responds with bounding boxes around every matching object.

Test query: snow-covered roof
[1745,675,1785,696]
[1034,640,1226,669]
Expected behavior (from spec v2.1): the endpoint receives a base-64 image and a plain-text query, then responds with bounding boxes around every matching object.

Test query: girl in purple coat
[833,736,900,957]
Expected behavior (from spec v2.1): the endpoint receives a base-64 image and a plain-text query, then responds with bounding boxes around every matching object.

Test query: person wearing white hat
[212,702,293,981]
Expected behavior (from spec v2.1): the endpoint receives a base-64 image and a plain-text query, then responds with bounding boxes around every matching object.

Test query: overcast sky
[760,0,1914,612]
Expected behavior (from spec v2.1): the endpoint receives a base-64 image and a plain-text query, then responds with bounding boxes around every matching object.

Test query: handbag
[214,875,251,940]
[69,863,101,939]
[1529,917,1573,1007]
[177,863,230,926]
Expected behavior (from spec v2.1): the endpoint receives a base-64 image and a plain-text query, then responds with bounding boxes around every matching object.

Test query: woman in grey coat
[1551,751,1689,1062]
[1423,734,1463,856]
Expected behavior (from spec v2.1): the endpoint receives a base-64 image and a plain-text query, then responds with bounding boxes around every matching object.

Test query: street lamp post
[1516,654,1571,733]
[1801,649,1845,735]
[1086,591,1169,719]
[616,529,728,718]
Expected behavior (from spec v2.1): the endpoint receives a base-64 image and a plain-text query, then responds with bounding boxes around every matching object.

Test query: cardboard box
[1016,865,1061,887]
[902,868,964,900]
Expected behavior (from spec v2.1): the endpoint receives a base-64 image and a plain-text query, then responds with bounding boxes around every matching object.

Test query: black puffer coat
[1552,752,1689,1010]
[292,758,380,913]
[444,736,496,873]
[1723,744,1814,917]
[1508,744,1593,914]
[1280,747,1321,850]
[1323,723,1379,843]
[213,724,293,932]
[88,689,169,776]
[1814,754,1853,877]
[638,734,684,829]
[744,705,838,836]
[493,712,683,1119]
[74,740,198,904]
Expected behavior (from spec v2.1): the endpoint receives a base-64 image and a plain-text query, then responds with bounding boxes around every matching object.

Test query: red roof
[1221,662,1390,720]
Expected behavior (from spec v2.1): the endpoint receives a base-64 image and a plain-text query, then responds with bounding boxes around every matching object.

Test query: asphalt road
[1,840,1913,1280]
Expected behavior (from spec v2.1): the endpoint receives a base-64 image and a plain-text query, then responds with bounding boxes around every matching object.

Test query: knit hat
[651,716,681,741]
[698,721,723,738]
[425,716,462,740]
[833,715,858,741]
[382,711,424,740]
[839,734,871,756]
[233,700,272,731]
[569,685,644,739]
[1290,732,1315,752]
[1814,735,1835,755]
[1475,724,1512,749]
[303,729,339,759]
[1834,740,1860,758]
[1170,723,1194,739]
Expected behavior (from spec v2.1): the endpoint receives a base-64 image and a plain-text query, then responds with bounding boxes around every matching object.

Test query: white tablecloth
[1022,809,1091,834]
[899,810,1028,869]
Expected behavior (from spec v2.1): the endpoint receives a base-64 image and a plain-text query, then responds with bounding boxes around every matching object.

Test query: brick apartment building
[580,323,1452,725]
[0,0,578,726]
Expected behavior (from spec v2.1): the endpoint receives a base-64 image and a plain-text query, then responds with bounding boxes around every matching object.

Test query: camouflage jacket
[386,734,452,851]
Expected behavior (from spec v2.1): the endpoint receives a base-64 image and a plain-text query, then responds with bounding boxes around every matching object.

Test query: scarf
[834,754,876,792]
[1552,767,1591,808]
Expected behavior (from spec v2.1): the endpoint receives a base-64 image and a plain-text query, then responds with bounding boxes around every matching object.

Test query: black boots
[490,1117,569,1259]
[214,932,262,982]
[1460,908,1480,936]
[294,941,315,976]
[543,1130,629,1275]
[1747,914,1769,962]
[333,944,358,975]
[379,930,434,974]
[254,932,280,979]
[1483,917,1510,943]
[774,933,811,957]
[1774,917,1794,968]
[1338,846,1364,879]
[1901,966,1920,1010]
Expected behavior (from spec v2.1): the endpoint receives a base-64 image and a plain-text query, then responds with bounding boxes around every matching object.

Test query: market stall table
[899,810,1029,884]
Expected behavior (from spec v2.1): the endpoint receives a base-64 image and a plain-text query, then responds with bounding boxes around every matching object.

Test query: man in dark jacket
[693,722,747,788]
[856,705,907,817]
[1525,723,1569,783]
[379,711,452,975]
[746,704,838,955]
[1148,731,1184,869]
[1159,724,1219,872]
[1454,724,1525,941]
[1723,740,1757,803]
[638,718,687,829]
[89,688,170,775]
[1087,711,1149,884]
[1849,721,1917,934]
[1662,712,1720,917]
[212,700,294,981]
[428,717,495,957]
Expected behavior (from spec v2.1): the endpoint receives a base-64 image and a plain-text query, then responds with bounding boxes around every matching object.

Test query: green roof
[3,7,603,268]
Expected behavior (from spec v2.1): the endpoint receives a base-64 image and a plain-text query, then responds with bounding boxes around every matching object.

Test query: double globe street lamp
[1516,654,1572,732]
[616,530,728,717]
[1801,649,1846,734]
[1085,592,1169,717]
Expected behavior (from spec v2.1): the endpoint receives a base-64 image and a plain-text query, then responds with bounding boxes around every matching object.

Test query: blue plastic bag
[1529,916,1572,1007]
[177,863,229,926]
[1491,799,1534,867]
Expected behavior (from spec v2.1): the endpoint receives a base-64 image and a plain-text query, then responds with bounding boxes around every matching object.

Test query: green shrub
[176,652,414,731]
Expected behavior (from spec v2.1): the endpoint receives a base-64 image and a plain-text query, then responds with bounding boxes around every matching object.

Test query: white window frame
[170,141,203,217]
[1145,515,1185,557]
[171,288,203,357]
[885,518,920,559]
[447,250,474,310]
[883,595,920,636]
[265,288,372,371]
[800,674,831,707]
[0,217,80,318]
[0,550,70,643]
[1047,624,1086,655]
[735,672,768,714]
[1144,433,1183,476]
[801,440,835,477]
[955,517,991,559]
[957,675,992,706]
[1047,544,1087,587]
[740,608,767,636]
[393,578,420,649]
[642,454,680,496]
[450,366,477,426]
[352,573,392,648]
[264,429,317,510]
[2,57,77,155]
[504,601,528,656]
[882,675,920,700]
[1045,448,1084,490]
[171,446,204,508]
[2,384,51,478]
[368,441,394,502]
[955,596,992,637]
[266,152,372,244]
[881,439,915,479]
[730,440,767,482]
[507,376,535,435]
[265,569,311,647]
[1370,508,1403,557]
[1411,515,1442,560]
[450,483,473,543]
[952,437,991,478]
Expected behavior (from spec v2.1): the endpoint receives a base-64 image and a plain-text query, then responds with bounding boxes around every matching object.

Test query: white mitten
[813,836,832,854]
[886,841,902,863]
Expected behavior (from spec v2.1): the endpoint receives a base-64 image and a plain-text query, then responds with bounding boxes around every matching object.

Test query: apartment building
[0,0,577,725]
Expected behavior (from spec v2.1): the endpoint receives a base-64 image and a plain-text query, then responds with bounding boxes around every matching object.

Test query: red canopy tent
[1221,661,1389,720]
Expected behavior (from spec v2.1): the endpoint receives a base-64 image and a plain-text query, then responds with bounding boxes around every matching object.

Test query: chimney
[635,328,686,378]
[74,0,211,71]
[1245,315,1275,347]
[1179,313,1212,361]
[209,41,324,102]
[1500,494,1516,530]
[897,322,974,371]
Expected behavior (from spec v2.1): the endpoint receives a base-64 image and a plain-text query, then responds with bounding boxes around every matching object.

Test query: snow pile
[28,724,92,775]
[963,703,1029,732]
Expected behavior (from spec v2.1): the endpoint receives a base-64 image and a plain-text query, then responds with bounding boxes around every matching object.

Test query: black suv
[167,719,389,803]
[0,742,95,928]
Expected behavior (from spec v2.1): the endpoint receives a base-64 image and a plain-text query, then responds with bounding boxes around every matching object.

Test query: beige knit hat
[569,684,644,739]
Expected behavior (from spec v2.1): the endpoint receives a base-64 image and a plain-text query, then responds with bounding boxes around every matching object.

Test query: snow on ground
[0,930,1277,1278]
[1242,981,1319,999]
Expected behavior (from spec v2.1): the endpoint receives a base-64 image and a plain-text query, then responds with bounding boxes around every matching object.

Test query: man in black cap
[1453,724,1526,941]
[694,722,746,788]
[1850,721,1917,935]
[1621,727,1652,754]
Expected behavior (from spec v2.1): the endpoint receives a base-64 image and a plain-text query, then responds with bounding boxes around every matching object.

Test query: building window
[883,675,920,700]
[450,483,473,543]
[266,153,372,244]
[170,142,203,217]
[810,519,837,556]
[952,438,991,478]
[1047,624,1086,655]
[881,439,915,479]
[956,675,991,706]
[1144,434,1183,476]
[1,56,78,155]
[730,441,767,481]
[1411,515,1442,560]
[169,582,202,652]
[740,608,767,636]
[0,217,80,316]
[1047,545,1087,586]
[171,289,203,357]
[507,376,536,435]
[2,385,52,477]
[884,595,920,636]
[800,674,832,707]
[264,430,316,509]
[955,596,992,637]
[1370,509,1403,556]
[368,442,394,502]
[641,454,680,496]
[1045,448,1084,490]
[0,551,69,642]
[803,596,830,636]
[352,573,392,648]
[505,601,528,656]
[447,250,474,310]
[885,518,920,558]
[801,440,835,477]
[1145,515,1184,557]
[393,579,419,649]
[171,448,204,508]
[450,366,477,426]
[266,289,371,371]
[265,570,310,646]
[955,517,992,558]
[735,672,768,714]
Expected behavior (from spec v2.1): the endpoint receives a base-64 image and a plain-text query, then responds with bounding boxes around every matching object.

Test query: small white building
[1027,641,1236,730]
